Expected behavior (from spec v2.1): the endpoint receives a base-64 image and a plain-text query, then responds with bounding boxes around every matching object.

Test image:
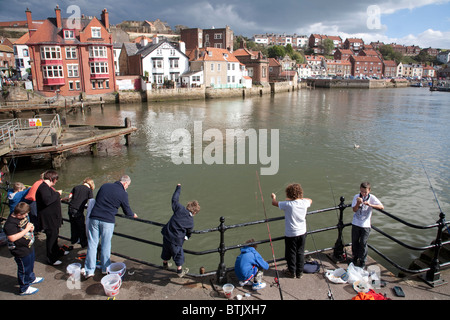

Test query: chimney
[25,8,36,36]
[101,8,109,30]
[179,41,186,54]
[140,37,148,47]
[55,5,62,29]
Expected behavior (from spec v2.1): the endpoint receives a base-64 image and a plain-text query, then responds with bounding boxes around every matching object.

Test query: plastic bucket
[107,262,126,278]
[101,274,122,297]
[222,283,234,299]
[66,263,81,278]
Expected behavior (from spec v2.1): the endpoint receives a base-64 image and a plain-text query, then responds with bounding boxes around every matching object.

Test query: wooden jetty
[0,116,137,168]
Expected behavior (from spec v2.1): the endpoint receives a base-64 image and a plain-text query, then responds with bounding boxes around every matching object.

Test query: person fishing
[351,182,384,268]
[234,239,269,290]
[271,183,312,279]
[161,184,200,278]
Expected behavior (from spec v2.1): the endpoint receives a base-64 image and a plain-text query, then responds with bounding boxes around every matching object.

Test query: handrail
[56,196,450,286]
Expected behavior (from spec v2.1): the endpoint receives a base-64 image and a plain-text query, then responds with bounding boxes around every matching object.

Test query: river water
[8,87,450,274]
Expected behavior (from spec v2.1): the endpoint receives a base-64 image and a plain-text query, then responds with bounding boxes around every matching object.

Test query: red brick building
[25,6,116,97]
[350,55,383,78]
[181,26,234,52]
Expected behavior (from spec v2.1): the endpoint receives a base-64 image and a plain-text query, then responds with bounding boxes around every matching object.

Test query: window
[91,81,96,89]
[214,33,222,40]
[89,46,107,58]
[97,81,103,89]
[66,47,77,59]
[153,75,163,84]
[23,49,29,57]
[75,81,81,90]
[90,62,108,74]
[64,30,75,39]
[69,81,74,90]
[91,27,101,38]
[169,59,179,68]
[40,46,61,60]
[42,65,63,78]
[211,63,214,71]
[105,80,109,88]
[152,58,163,68]
[67,64,79,77]
[170,49,176,56]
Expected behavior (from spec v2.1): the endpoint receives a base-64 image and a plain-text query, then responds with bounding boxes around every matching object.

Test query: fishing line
[255,170,283,300]
[420,160,449,232]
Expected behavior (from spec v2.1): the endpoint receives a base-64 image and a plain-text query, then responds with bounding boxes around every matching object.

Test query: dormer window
[64,30,75,39]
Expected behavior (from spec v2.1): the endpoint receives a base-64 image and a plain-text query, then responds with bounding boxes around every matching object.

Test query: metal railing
[56,196,450,286]
[0,114,61,149]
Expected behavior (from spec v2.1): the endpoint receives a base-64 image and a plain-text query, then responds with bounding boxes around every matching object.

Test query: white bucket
[222,283,234,299]
[66,263,81,279]
[107,262,126,278]
[101,274,122,297]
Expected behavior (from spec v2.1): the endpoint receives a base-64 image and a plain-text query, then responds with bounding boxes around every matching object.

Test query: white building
[437,51,450,64]
[181,70,203,87]
[13,33,31,79]
[136,39,189,88]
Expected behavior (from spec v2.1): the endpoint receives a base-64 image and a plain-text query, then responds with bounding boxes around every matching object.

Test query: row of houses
[296,48,437,79]
[5,7,276,97]
[253,33,446,59]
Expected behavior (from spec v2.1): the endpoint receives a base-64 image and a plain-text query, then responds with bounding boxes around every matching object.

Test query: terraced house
[25,6,116,97]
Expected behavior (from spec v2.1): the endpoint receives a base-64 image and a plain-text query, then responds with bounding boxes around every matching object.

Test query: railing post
[422,211,447,287]
[331,196,347,262]
[216,216,227,284]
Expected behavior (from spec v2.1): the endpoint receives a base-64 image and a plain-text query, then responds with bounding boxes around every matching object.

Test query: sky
[0,0,449,49]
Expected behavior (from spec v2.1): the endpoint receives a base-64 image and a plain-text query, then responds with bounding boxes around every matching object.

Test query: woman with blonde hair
[66,178,95,248]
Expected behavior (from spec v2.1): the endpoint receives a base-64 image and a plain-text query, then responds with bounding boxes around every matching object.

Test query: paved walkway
[1,233,449,303]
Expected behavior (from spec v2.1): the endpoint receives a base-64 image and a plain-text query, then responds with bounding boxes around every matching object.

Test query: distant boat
[411,82,423,87]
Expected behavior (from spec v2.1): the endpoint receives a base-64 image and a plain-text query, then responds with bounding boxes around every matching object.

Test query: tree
[268,45,286,58]
[322,39,334,56]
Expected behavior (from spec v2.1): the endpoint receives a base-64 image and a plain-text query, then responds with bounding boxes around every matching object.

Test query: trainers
[252,282,266,290]
[52,260,62,266]
[239,280,251,287]
[296,273,303,279]
[32,277,44,284]
[177,267,189,278]
[20,286,39,295]
[163,261,172,270]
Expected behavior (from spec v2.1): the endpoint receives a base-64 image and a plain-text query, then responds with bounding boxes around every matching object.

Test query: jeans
[85,218,115,275]
[14,249,36,293]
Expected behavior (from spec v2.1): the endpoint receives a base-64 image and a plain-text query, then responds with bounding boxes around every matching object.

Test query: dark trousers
[351,225,371,264]
[161,238,185,267]
[68,209,87,247]
[14,249,36,293]
[44,228,60,264]
[285,234,307,276]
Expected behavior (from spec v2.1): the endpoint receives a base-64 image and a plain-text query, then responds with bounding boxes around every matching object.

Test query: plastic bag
[347,263,369,284]
[325,268,348,284]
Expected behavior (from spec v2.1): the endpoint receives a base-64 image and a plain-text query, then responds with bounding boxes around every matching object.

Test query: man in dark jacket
[161,184,200,277]
[83,175,137,278]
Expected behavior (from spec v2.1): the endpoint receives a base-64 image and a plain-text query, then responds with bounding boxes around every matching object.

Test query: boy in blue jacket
[161,184,200,277]
[234,239,269,290]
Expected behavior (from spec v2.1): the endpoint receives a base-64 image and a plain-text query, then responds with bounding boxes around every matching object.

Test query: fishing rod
[420,161,449,232]
[255,171,283,300]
